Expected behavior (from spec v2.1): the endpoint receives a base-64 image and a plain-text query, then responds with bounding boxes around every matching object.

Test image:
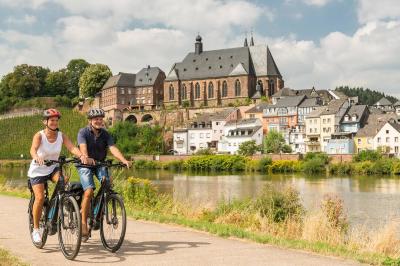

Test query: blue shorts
[29,167,61,187]
[77,166,110,191]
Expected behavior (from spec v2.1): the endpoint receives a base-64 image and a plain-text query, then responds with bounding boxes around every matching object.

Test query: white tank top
[28,130,63,178]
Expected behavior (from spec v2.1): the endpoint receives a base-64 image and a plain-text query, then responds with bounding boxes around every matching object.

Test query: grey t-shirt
[77,126,115,161]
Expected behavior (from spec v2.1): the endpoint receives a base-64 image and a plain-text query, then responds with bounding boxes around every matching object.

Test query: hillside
[336,86,398,105]
[0,108,87,159]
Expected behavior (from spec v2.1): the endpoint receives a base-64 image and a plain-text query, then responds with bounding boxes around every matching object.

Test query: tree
[238,140,260,156]
[66,59,90,97]
[264,130,287,153]
[1,64,50,98]
[79,64,112,98]
[45,69,68,96]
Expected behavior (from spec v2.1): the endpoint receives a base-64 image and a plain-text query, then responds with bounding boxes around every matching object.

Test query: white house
[373,121,400,156]
[218,118,263,154]
[173,129,188,155]
[173,108,239,155]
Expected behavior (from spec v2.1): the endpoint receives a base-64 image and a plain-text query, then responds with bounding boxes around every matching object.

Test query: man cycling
[76,108,130,241]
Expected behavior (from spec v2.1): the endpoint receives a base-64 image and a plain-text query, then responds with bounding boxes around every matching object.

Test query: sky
[0,0,399,97]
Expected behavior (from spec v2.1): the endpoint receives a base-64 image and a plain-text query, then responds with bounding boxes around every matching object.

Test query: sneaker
[32,229,41,243]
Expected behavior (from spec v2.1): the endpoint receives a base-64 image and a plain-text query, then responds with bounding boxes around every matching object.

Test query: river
[2,166,400,228]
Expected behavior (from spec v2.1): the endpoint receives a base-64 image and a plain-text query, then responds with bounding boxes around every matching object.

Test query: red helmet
[43,109,61,119]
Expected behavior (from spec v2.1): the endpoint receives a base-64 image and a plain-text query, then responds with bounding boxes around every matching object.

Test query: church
[163,35,284,107]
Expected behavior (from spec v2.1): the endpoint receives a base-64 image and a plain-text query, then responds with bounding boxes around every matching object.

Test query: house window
[250,114,255,118]
[195,83,201,99]
[216,122,220,125]
[234,79,241,96]
[386,130,389,134]
[208,82,214,98]
[121,88,125,94]
[327,118,331,123]
[181,84,187,100]
[386,137,390,143]
[177,143,183,148]
[377,137,381,143]
[358,138,361,144]
[206,133,210,138]
[396,146,399,153]
[121,98,125,104]
[128,88,131,94]
[200,133,204,138]
[323,119,326,124]
[395,137,399,142]
[222,81,228,97]
[169,84,174,100]
[190,133,195,139]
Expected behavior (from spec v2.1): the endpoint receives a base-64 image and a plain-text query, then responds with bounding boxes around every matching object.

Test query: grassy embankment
[1,165,400,265]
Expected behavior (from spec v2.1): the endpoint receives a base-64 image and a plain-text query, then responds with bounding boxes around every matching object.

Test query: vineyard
[0,108,87,159]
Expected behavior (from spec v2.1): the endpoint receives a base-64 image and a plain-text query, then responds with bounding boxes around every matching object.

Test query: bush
[353,161,375,175]
[162,160,185,171]
[281,144,292,153]
[392,160,400,175]
[254,184,304,223]
[194,148,214,155]
[259,156,272,172]
[304,152,329,164]
[133,159,160,169]
[123,177,158,208]
[320,194,348,233]
[238,140,260,156]
[302,158,326,174]
[353,150,382,162]
[372,159,393,175]
[184,155,247,171]
[268,160,301,173]
[329,162,353,175]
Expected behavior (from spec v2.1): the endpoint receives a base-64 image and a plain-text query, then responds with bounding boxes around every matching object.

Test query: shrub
[281,144,292,153]
[184,155,247,171]
[123,177,158,208]
[392,160,400,175]
[353,150,382,162]
[320,194,348,233]
[329,162,353,175]
[302,158,326,174]
[238,140,260,156]
[268,160,301,173]
[254,184,304,223]
[304,152,329,164]
[258,156,272,172]
[134,159,160,169]
[372,159,393,175]
[162,160,185,171]
[353,161,375,175]
[194,148,214,155]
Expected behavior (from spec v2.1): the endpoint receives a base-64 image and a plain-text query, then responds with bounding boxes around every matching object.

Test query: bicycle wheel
[28,197,48,249]
[57,196,82,260]
[100,194,126,252]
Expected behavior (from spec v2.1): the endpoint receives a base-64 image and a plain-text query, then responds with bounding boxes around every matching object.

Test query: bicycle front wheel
[100,194,126,252]
[57,196,82,260]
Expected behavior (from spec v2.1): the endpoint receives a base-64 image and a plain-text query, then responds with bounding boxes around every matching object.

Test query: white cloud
[0,0,49,9]
[357,0,400,23]
[302,0,332,7]
[5,15,37,25]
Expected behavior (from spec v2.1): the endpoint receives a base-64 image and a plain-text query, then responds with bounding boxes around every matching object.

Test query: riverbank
[1,172,399,265]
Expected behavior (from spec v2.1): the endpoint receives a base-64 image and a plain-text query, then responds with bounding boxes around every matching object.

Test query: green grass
[0,108,86,159]
[0,247,27,266]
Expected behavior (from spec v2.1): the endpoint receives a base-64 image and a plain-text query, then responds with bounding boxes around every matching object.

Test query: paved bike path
[0,195,363,266]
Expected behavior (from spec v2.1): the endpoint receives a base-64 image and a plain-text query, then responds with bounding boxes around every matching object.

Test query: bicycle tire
[100,194,126,252]
[57,195,82,260]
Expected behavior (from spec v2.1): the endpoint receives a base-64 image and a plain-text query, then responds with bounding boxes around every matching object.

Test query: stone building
[164,35,284,108]
[96,66,165,123]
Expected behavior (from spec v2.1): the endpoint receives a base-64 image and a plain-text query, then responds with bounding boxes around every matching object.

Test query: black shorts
[29,167,60,186]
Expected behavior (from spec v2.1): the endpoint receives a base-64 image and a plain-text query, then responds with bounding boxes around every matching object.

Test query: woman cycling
[27,109,88,244]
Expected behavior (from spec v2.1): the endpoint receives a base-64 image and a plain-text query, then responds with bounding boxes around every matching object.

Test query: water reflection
[2,167,400,227]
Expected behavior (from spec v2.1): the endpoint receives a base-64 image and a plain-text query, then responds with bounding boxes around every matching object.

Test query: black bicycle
[27,156,82,260]
[79,160,127,253]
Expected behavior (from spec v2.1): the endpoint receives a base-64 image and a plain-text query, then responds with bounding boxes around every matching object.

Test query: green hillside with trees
[0,59,112,114]
[336,86,398,105]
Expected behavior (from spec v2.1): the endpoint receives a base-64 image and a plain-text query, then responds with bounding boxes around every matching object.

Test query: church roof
[165,41,282,81]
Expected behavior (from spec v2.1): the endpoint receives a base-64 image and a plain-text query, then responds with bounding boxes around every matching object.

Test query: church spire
[250,30,254,46]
